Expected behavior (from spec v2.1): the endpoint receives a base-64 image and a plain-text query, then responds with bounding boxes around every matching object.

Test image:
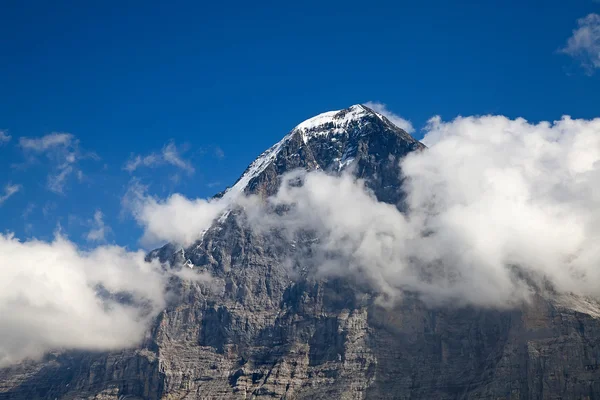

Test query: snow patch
[294,104,373,143]
[222,133,292,200]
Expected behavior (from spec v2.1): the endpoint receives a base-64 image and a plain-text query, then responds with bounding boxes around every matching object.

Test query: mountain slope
[2,105,600,400]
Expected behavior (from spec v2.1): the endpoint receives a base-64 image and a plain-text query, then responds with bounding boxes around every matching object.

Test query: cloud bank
[242,114,600,308]
[0,234,168,367]
[560,13,600,73]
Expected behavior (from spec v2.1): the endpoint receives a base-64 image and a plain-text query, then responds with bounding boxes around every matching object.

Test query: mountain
[2,105,600,399]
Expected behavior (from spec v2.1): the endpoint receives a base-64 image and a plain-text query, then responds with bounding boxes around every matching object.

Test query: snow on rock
[294,104,377,143]
[214,104,384,223]
[220,104,381,200]
[222,132,293,200]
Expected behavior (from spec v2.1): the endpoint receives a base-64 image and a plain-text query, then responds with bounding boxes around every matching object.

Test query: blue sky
[0,0,599,248]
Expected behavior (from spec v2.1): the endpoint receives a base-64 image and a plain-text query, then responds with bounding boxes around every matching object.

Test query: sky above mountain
[0,0,599,248]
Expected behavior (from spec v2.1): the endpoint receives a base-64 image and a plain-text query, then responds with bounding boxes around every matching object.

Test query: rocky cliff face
[2,105,600,399]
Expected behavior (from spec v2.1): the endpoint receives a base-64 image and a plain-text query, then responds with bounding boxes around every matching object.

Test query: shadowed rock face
[3,105,600,400]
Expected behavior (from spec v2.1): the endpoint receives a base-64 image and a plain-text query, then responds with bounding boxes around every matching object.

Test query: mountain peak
[293,104,382,143]
[220,104,423,200]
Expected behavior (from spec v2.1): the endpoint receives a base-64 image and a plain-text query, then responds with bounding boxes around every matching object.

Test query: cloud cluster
[124,142,194,174]
[0,183,21,206]
[363,101,414,133]
[86,210,111,243]
[242,114,600,308]
[123,182,228,247]
[0,130,11,145]
[0,234,168,367]
[19,132,97,194]
[560,13,600,73]
[19,132,73,152]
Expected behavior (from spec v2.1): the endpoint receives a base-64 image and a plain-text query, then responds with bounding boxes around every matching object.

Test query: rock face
[2,105,600,399]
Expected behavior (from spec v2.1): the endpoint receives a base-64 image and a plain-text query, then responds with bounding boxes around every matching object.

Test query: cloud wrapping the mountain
[124,182,228,247]
[243,115,600,308]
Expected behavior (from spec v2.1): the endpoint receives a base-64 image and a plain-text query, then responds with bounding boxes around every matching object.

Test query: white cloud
[123,182,228,247]
[363,101,415,133]
[242,114,600,308]
[560,13,600,73]
[47,164,73,194]
[0,233,166,367]
[214,146,225,159]
[162,142,195,173]
[19,132,96,194]
[124,154,161,172]
[19,132,73,151]
[22,203,35,219]
[86,210,111,242]
[124,142,194,174]
[0,130,11,145]
[0,226,216,367]
[0,184,22,206]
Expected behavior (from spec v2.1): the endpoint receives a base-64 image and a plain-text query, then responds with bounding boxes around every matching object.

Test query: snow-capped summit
[294,104,412,144]
[293,104,379,142]
[220,104,423,200]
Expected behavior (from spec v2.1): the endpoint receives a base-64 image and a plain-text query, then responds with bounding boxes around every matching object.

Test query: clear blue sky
[0,0,598,248]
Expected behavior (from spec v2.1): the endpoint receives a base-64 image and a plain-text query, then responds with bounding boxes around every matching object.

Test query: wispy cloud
[86,210,111,242]
[19,132,73,151]
[0,130,11,145]
[363,101,415,133]
[162,142,194,173]
[42,201,57,218]
[560,13,600,74]
[124,142,194,174]
[123,154,160,172]
[19,132,97,194]
[0,184,21,206]
[22,203,35,218]
[214,146,225,159]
